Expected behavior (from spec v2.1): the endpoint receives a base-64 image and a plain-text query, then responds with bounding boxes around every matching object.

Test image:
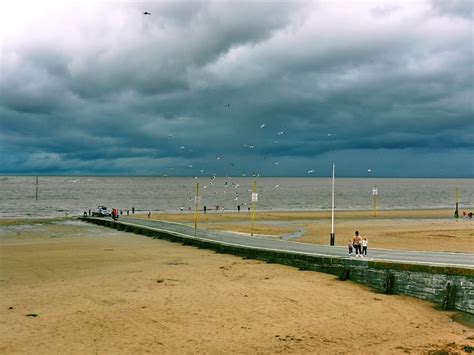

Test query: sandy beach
[133,209,474,253]
[0,218,472,353]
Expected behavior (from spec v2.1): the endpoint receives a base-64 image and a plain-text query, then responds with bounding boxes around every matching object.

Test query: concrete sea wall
[81,218,474,315]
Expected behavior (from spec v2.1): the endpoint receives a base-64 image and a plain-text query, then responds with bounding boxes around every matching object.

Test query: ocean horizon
[1,176,473,218]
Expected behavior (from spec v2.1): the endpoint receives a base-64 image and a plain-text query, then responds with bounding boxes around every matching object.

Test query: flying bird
[307,169,315,174]
[277,131,284,135]
[260,123,265,129]
[143,11,151,15]
[226,104,230,107]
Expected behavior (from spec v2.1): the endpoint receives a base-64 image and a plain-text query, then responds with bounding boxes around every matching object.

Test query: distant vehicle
[92,206,111,217]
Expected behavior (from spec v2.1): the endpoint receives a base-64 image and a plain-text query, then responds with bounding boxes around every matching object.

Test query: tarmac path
[118,217,474,268]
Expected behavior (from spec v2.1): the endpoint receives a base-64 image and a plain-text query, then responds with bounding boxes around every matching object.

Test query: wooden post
[454,187,459,218]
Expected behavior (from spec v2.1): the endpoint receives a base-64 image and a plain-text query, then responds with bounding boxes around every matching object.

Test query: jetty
[81,216,474,314]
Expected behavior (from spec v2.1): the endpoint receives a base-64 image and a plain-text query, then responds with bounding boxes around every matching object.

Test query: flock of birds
[142,10,372,207]
[164,112,325,178]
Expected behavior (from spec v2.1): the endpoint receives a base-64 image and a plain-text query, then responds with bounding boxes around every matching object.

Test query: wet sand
[136,209,474,253]
[0,219,472,353]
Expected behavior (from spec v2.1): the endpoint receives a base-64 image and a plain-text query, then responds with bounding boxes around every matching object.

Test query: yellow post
[373,186,377,217]
[251,181,257,236]
[194,182,200,236]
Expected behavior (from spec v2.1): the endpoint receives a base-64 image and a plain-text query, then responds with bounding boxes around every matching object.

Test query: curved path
[119,217,474,268]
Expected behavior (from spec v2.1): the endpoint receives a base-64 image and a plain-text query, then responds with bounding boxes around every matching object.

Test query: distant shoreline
[1,207,472,220]
[1,175,474,179]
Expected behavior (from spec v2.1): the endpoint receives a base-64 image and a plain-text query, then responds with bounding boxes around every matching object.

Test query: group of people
[183,205,251,213]
[348,231,368,257]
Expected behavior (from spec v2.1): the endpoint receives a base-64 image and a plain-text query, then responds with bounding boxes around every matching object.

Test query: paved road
[118,217,473,268]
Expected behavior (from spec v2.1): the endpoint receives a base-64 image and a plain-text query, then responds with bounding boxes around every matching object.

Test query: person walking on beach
[348,239,353,256]
[353,231,362,257]
[148,211,151,219]
[362,237,368,256]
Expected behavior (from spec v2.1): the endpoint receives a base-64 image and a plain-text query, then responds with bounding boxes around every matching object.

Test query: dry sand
[0,219,473,354]
[137,209,474,253]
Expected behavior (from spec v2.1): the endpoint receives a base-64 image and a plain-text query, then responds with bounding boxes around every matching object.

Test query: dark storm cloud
[0,0,473,177]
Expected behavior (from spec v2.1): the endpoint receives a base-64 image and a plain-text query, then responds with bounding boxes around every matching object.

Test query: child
[362,237,368,256]
[348,239,353,256]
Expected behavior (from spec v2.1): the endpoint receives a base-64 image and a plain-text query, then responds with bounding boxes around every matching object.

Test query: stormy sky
[1,0,473,177]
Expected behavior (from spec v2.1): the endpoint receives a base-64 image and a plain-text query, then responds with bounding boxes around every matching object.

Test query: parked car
[91,206,111,217]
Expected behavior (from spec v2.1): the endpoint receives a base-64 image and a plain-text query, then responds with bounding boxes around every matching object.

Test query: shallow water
[0,176,472,217]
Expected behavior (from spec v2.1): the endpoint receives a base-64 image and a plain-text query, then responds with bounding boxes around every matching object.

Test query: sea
[0,176,473,218]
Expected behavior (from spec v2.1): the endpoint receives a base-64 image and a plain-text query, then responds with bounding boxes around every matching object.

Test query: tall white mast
[330,164,335,245]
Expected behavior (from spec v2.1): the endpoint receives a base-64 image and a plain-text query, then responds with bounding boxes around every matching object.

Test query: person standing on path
[362,237,368,256]
[347,239,353,256]
[352,231,362,257]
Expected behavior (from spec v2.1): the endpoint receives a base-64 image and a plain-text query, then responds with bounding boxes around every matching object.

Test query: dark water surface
[0,176,472,217]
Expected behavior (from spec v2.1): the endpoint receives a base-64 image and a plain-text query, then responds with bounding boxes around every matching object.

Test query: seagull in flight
[143,11,151,15]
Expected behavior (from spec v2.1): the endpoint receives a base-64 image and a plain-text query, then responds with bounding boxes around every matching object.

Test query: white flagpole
[330,164,335,246]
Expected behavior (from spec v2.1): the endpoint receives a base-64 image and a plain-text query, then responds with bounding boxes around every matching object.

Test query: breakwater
[81,217,474,314]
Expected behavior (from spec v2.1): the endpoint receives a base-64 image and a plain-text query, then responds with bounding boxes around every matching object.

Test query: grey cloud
[430,0,474,19]
[1,0,472,177]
